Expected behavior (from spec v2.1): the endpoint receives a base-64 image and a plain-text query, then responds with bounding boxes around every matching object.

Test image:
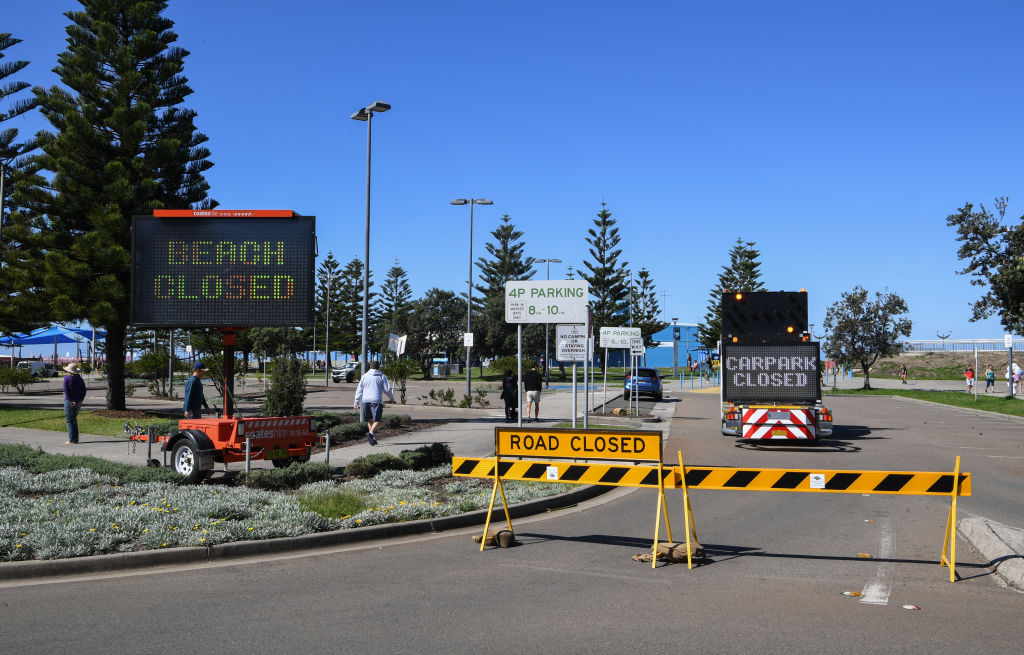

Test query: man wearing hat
[183,361,211,418]
[62,363,87,444]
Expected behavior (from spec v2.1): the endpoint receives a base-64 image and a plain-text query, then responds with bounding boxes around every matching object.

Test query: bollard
[325,432,331,465]
[147,426,154,463]
[245,437,252,475]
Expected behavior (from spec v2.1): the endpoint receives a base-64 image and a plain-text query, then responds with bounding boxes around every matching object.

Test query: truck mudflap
[742,407,816,439]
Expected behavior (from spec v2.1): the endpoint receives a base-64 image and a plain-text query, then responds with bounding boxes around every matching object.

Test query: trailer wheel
[172,441,204,483]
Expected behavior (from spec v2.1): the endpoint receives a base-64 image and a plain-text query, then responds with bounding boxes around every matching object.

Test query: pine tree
[581,202,630,345]
[18,2,214,409]
[473,214,537,358]
[0,32,43,336]
[337,257,375,357]
[374,259,412,356]
[631,267,667,348]
[314,253,342,366]
[697,238,766,348]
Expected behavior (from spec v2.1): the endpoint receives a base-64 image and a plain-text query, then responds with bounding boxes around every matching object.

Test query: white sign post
[463,332,474,348]
[556,324,589,361]
[629,338,645,415]
[599,327,642,411]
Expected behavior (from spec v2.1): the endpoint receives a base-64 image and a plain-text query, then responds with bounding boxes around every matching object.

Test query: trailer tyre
[172,440,204,483]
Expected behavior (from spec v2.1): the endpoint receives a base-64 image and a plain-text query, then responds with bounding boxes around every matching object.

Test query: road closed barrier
[454,428,971,580]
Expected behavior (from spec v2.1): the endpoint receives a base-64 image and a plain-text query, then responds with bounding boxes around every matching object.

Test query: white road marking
[860,515,895,606]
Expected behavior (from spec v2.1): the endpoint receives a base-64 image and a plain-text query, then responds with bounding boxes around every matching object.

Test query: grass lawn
[833,388,1024,418]
[0,406,177,437]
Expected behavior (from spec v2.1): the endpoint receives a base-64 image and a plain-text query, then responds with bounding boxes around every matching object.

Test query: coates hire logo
[247,429,306,440]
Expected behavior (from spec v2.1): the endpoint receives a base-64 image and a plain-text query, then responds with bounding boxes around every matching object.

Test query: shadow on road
[734,440,862,453]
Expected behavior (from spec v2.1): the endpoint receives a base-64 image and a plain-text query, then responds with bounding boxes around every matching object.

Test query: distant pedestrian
[985,365,995,392]
[183,361,210,418]
[62,363,86,444]
[964,365,975,392]
[899,364,908,384]
[523,363,543,422]
[354,360,395,445]
[500,370,518,423]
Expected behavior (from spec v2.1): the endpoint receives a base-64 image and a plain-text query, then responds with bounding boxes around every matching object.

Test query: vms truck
[719,291,833,440]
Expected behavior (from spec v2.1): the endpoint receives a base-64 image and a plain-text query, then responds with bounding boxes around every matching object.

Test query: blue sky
[5,0,1024,349]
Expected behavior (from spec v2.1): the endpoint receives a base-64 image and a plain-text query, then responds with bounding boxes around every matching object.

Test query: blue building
[600,324,712,369]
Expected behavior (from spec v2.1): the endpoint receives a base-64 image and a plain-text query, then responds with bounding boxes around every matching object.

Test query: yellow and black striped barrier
[455,452,971,581]
[452,457,971,497]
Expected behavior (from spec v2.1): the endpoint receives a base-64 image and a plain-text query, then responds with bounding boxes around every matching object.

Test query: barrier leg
[940,455,961,581]
[652,460,672,568]
[480,455,501,552]
[678,450,699,570]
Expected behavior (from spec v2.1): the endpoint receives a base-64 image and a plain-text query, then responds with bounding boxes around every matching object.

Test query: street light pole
[451,198,493,398]
[351,101,391,383]
[323,268,333,388]
[536,258,562,388]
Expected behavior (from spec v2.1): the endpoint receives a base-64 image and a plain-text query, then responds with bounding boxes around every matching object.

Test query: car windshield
[636,368,658,378]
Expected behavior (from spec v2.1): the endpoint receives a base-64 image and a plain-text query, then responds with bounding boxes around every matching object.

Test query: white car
[17,361,60,377]
[331,363,359,383]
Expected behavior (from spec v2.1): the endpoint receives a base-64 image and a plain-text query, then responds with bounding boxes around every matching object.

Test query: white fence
[900,339,1024,352]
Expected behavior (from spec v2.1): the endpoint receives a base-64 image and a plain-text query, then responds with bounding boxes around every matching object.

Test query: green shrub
[328,422,369,442]
[0,368,35,394]
[397,443,453,470]
[399,450,429,470]
[138,419,180,437]
[345,453,405,478]
[236,461,334,490]
[310,410,358,433]
[262,354,307,416]
[382,414,411,428]
[298,489,369,519]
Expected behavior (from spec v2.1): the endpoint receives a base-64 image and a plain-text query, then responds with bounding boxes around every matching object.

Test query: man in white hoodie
[354,360,395,445]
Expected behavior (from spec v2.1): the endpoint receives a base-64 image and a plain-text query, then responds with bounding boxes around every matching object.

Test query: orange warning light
[735,293,743,301]
[731,336,739,342]
[787,326,795,333]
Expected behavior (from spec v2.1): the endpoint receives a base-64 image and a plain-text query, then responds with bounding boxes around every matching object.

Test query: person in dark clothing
[183,361,211,418]
[500,371,518,422]
[63,363,87,444]
[523,363,543,422]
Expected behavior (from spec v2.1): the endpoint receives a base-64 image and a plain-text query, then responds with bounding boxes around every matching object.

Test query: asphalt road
[2,388,1022,653]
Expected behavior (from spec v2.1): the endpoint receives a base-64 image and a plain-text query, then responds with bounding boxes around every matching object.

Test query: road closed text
[496,428,661,461]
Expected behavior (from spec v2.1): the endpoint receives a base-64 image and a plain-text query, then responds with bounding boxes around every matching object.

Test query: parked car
[624,367,663,401]
[331,363,359,383]
[16,361,60,378]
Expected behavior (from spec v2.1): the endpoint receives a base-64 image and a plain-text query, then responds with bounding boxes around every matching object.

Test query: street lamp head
[475,199,493,205]
[350,101,391,121]
[450,199,469,205]
[367,101,391,113]
[350,108,369,121]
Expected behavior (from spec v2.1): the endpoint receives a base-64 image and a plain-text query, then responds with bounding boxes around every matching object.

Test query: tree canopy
[946,198,1024,334]
[822,286,911,389]
[581,202,629,344]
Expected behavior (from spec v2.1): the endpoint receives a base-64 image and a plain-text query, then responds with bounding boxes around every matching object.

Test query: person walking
[354,360,395,445]
[899,363,908,384]
[964,364,975,393]
[523,362,543,423]
[985,365,996,393]
[500,370,518,423]
[183,361,210,418]
[62,363,87,444]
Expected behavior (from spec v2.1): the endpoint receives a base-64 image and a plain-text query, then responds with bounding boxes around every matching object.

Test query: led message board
[131,211,315,327]
[721,342,821,403]
[721,291,808,343]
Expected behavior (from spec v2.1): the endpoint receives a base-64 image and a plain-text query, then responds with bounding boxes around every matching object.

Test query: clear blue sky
[6,0,1024,348]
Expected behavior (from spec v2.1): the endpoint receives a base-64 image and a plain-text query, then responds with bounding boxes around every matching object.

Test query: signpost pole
[517,324,523,427]
[572,362,577,428]
[583,309,590,429]
[603,347,608,413]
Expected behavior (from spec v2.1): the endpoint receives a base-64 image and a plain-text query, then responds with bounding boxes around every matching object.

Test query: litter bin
[431,364,448,378]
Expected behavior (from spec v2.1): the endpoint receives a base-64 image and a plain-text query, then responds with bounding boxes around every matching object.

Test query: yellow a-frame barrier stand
[479,453,514,551]
[940,455,962,582]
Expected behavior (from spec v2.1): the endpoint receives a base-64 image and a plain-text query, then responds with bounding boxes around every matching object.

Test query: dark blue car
[624,367,663,401]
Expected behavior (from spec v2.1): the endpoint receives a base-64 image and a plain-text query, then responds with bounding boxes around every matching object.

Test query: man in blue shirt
[183,361,210,418]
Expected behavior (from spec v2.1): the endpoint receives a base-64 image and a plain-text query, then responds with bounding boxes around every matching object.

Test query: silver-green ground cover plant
[0,465,573,561]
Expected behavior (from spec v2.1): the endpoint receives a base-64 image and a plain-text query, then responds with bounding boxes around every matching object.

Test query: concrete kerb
[958,517,1024,592]
[0,481,612,582]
